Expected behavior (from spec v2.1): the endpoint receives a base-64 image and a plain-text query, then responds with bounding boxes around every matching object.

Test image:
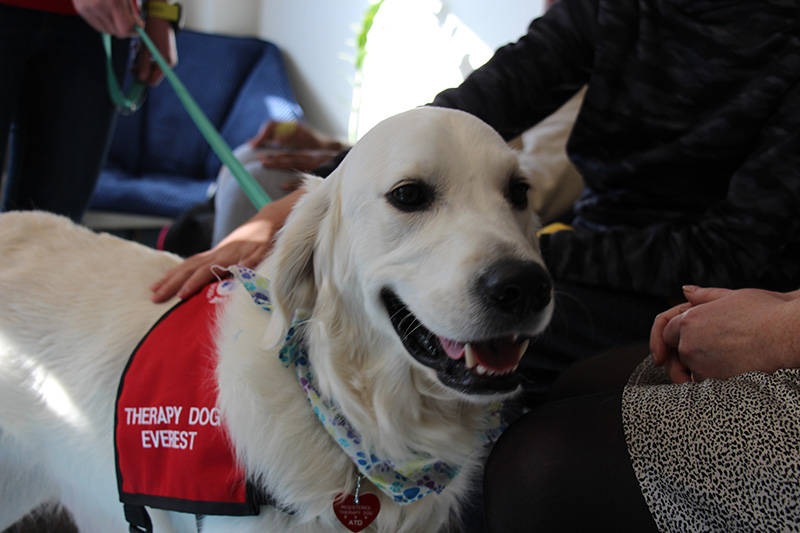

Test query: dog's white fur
[0,107,552,532]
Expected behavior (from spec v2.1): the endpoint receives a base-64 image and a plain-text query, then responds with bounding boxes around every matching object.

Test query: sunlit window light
[351,0,494,141]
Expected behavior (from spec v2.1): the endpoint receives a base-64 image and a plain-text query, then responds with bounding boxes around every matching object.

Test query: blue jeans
[0,4,129,222]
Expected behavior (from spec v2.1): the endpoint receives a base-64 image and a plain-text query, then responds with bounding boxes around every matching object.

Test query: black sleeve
[540,84,800,298]
[430,0,597,141]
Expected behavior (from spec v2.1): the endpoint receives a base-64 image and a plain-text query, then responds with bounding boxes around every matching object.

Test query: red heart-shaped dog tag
[332,492,380,532]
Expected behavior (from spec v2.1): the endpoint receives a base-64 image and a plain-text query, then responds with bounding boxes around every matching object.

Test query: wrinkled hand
[73,0,142,38]
[650,286,800,383]
[132,17,177,86]
[249,121,345,152]
[150,189,304,302]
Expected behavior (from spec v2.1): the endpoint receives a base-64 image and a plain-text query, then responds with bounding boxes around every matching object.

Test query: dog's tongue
[440,338,466,360]
[438,335,527,373]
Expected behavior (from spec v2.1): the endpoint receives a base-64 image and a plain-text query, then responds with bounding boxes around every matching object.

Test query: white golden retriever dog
[0,107,553,533]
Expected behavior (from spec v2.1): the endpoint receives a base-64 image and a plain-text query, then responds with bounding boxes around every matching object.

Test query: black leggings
[483,345,659,532]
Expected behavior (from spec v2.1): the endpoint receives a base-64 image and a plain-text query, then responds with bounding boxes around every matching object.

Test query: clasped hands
[650,285,800,384]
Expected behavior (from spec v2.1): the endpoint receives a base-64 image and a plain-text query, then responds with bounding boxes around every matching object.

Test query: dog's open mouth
[381,289,528,395]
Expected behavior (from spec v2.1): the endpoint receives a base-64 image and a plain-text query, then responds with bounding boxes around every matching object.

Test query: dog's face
[270,107,553,400]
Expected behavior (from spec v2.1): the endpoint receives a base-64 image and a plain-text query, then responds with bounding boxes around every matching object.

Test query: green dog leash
[103,32,146,115]
[103,26,273,210]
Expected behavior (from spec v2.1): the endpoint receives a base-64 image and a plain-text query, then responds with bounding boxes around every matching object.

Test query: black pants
[519,280,669,407]
[0,5,129,222]
[483,345,659,532]
[461,281,668,532]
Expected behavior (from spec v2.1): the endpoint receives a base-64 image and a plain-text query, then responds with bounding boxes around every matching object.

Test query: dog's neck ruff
[230,266,505,505]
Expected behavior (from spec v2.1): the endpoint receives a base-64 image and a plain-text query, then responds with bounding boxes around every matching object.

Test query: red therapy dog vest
[115,280,262,519]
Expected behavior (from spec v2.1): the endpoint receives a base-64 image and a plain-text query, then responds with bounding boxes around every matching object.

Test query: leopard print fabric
[623,357,800,532]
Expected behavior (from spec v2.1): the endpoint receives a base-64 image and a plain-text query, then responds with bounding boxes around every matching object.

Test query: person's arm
[650,285,800,383]
[150,124,349,302]
[431,0,597,141]
[150,188,304,302]
[541,86,800,298]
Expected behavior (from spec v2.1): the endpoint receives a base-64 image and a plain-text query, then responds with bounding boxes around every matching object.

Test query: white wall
[256,1,371,141]
[181,0,545,141]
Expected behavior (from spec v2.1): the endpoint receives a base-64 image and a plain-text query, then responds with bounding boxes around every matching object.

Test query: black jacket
[431,0,800,298]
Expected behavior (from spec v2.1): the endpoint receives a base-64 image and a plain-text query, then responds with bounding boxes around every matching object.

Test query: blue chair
[85,30,302,231]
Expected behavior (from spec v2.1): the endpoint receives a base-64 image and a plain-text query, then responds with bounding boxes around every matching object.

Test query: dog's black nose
[477,259,552,316]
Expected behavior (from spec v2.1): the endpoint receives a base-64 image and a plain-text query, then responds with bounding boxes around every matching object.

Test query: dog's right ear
[267,175,332,327]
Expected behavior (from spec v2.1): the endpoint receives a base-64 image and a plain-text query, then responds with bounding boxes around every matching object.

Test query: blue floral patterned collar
[229,266,504,505]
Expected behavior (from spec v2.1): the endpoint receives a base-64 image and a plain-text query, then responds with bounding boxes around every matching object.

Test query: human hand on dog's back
[150,188,304,302]
[650,286,800,383]
[152,122,348,303]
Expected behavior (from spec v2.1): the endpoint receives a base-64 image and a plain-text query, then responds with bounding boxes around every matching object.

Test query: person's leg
[0,5,39,206]
[484,391,657,532]
[547,342,650,402]
[212,146,296,245]
[518,281,668,407]
[3,12,128,222]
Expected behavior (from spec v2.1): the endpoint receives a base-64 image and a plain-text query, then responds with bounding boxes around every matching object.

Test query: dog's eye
[507,179,530,210]
[387,182,433,212]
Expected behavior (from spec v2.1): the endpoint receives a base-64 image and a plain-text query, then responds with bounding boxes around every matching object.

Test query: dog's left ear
[268,175,332,325]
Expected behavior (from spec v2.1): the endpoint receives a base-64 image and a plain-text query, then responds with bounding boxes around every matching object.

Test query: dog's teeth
[465,340,527,377]
[517,338,530,361]
[465,344,477,369]
[476,365,499,377]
